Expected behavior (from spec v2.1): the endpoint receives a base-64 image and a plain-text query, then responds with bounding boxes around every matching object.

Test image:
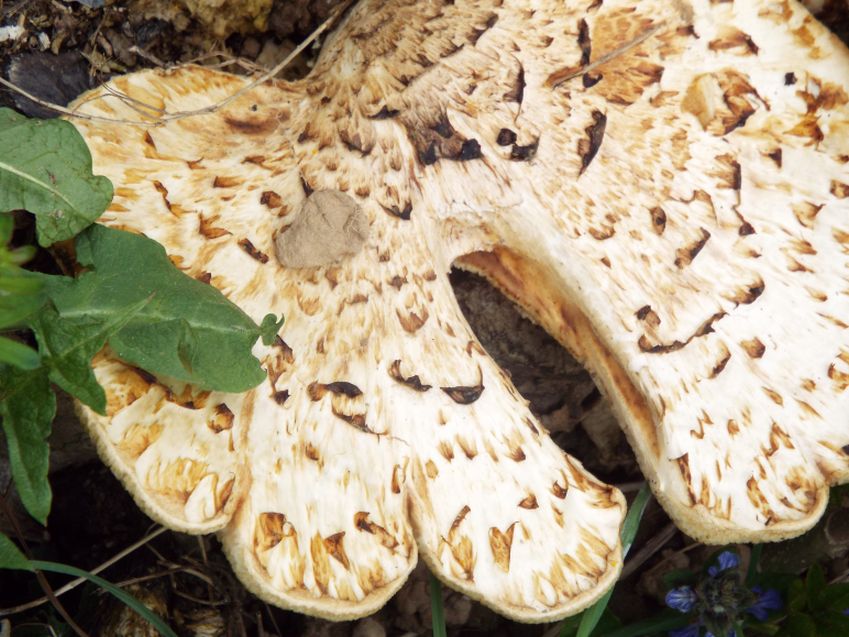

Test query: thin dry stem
[0,498,88,637]
[545,24,664,89]
[620,521,677,579]
[0,526,167,616]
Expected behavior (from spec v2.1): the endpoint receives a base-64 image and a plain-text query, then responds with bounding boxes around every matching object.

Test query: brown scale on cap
[72,0,849,625]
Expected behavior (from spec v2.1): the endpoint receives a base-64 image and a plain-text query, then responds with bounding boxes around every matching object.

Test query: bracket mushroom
[69,0,849,623]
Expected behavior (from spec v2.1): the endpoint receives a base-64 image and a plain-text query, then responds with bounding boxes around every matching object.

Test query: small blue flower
[708,551,740,576]
[746,587,782,621]
[666,586,698,613]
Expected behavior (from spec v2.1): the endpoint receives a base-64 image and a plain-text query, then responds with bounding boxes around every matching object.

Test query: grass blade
[429,572,447,637]
[572,483,652,637]
[30,560,178,637]
[597,611,690,637]
[746,544,762,586]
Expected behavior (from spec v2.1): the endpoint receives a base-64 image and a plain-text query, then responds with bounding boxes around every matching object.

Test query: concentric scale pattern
[71,0,849,622]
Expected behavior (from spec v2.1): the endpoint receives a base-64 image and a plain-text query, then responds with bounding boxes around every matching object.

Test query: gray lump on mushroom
[275,190,370,268]
[68,0,849,623]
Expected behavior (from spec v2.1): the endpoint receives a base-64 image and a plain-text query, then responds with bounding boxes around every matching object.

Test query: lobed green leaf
[0,107,113,246]
[44,224,280,392]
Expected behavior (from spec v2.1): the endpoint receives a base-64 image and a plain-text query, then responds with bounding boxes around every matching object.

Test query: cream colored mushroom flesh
[69,0,849,623]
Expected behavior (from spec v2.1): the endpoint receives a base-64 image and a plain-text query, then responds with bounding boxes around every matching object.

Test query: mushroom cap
[69,0,849,623]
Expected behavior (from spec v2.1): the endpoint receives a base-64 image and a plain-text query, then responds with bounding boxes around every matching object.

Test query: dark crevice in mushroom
[382,201,413,220]
[152,180,175,215]
[674,228,711,268]
[331,407,371,432]
[340,133,373,156]
[272,390,290,405]
[650,206,667,234]
[308,381,363,401]
[638,311,727,354]
[468,12,498,45]
[552,481,568,498]
[421,141,438,165]
[441,384,485,404]
[300,176,314,196]
[510,139,539,161]
[368,105,400,119]
[496,128,517,146]
[389,359,432,391]
[728,280,765,305]
[238,238,269,263]
[325,381,363,398]
[582,72,603,88]
[504,64,525,105]
[578,110,607,175]
[261,190,283,208]
[729,159,742,190]
[432,114,455,138]
[675,228,710,268]
[739,220,756,236]
[224,115,277,135]
[577,18,592,65]
[458,139,483,160]
[710,351,732,378]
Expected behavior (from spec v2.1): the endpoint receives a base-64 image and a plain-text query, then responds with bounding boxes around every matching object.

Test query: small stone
[275,190,369,268]
[241,36,261,58]
[352,617,386,637]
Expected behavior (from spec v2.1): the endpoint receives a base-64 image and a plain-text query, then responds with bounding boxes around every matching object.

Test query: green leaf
[429,573,447,637]
[778,613,817,637]
[29,560,178,637]
[816,582,849,612]
[46,224,276,392]
[30,298,149,413]
[788,579,807,614]
[0,335,40,369]
[0,267,45,329]
[805,564,827,610]
[620,484,652,553]
[259,312,285,346]
[0,533,33,570]
[0,211,12,242]
[0,366,55,523]
[747,544,763,586]
[814,610,849,635]
[0,107,113,246]
[572,483,652,637]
